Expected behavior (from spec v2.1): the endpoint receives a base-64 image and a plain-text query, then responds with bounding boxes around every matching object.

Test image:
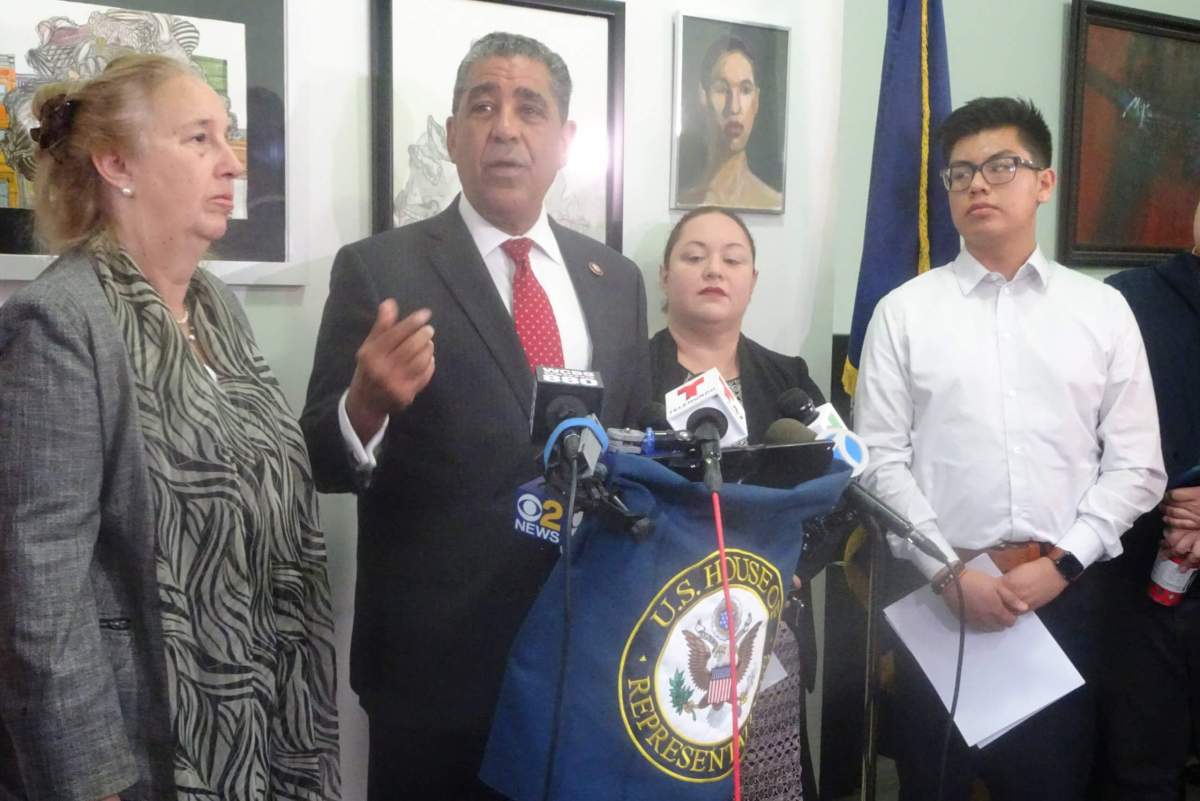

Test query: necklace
[174,308,196,343]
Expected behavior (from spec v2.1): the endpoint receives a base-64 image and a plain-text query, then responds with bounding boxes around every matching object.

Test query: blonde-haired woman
[0,55,339,801]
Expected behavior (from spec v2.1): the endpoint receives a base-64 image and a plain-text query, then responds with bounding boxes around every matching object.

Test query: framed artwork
[671,14,789,215]
[0,0,285,277]
[370,0,625,249]
[1059,0,1200,267]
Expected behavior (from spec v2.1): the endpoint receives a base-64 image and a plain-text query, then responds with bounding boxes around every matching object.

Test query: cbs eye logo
[515,492,564,544]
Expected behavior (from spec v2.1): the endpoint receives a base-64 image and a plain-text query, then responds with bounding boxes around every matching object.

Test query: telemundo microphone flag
[480,452,851,801]
[842,0,959,397]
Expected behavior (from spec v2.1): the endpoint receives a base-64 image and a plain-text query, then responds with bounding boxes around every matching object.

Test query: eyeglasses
[940,155,1044,192]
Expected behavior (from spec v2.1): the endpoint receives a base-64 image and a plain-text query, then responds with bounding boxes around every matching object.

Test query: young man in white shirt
[855,97,1165,801]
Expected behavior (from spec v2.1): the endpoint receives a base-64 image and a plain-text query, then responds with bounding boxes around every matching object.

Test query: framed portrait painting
[671,14,789,215]
[0,0,286,274]
[370,0,625,249]
[1059,0,1200,267]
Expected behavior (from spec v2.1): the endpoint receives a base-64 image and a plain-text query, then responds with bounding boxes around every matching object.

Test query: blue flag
[480,453,850,801]
[843,0,959,397]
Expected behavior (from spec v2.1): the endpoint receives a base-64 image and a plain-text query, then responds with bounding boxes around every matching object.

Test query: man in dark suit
[301,32,650,800]
[1100,199,1200,801]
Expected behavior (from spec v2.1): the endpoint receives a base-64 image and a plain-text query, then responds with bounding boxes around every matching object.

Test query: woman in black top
[650,206,825,800]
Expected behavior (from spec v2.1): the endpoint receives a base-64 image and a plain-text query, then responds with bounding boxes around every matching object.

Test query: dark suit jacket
[1105,252,1200,587]
[301,202,650,733]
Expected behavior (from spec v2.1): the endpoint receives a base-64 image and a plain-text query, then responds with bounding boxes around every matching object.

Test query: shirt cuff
[1055,519,1107,570]
[338,389,388,470]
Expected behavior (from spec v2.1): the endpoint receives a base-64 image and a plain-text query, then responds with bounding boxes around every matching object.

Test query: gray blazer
[0,253,188,801]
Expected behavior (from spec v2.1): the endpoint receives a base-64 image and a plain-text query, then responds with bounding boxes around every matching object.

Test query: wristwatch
[1050,548,1084,583]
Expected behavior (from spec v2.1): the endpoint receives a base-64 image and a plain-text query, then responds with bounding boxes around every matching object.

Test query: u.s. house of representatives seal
[618,549,785,782]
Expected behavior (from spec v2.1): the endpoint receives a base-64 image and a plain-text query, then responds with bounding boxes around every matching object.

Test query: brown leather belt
[955,541,1053,574]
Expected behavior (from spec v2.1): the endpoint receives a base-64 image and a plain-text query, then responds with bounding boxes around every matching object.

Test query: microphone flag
[480,452,851,800]
[664,367,749,447]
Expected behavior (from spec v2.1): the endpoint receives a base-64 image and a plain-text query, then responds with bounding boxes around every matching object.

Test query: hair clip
[31,94,80,157]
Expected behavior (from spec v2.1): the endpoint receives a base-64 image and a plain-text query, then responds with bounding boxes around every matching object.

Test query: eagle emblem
[677,599,762,715]
[620,551,783,781]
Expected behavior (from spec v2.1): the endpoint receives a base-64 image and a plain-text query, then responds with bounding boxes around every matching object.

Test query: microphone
[842,484,951,565]
[542,396,607,480]
[763,416,818,446]
[530,367,604,442]
[532,367,607,481]
[764,418,951,566]
[776,388,818,425]
[687,407,728,443]
[777,389,868,477]
[637,402,670,431]
[686,407,728,492]
[664,368,748,448]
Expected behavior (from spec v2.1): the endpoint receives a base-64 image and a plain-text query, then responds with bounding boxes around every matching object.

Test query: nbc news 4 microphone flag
[842,0,959,396]
[480,453,851,800]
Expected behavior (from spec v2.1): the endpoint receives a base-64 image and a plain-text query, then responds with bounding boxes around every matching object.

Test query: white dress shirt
[337,195,592,469]
[855,247,1166,579]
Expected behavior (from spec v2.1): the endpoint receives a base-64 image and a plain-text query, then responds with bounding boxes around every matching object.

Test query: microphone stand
[849,495,949,801]
[859,514,885,801]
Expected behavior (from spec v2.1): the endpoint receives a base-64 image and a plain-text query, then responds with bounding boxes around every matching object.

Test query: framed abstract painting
[1059,0,1200,267]
[0,0,286,277]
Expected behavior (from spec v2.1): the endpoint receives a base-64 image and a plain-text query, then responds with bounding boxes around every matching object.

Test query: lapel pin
[589,261,604,277]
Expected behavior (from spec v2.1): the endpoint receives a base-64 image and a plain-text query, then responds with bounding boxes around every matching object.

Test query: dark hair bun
[31,94,80,157]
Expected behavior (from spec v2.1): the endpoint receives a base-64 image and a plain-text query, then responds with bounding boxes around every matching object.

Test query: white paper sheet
[759,652,789,692]
[883,555,1084,747]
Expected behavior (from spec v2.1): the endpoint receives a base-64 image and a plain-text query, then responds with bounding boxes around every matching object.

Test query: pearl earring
[120,186,134,198]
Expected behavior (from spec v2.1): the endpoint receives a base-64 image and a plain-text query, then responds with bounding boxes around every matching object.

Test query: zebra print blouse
[94,249,340,800]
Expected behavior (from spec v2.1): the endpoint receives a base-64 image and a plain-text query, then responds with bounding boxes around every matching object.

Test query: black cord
[935,574,968,801]
[541,458,579,801]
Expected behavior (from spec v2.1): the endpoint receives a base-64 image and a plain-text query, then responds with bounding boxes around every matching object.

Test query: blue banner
[843,0,959,396]
[481,453,850,800]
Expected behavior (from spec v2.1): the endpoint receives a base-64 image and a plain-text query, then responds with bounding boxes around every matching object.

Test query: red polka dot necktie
[502,237,564,372]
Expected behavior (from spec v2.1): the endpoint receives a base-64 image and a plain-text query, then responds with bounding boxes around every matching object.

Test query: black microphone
[763,417,818,446]
[637,402,670,431]
[777,388,819,426]
[687,407,728,492]
[530,367,604,442]
[545,396,589,463]
[531,368,606,482]
[765,418,952,566]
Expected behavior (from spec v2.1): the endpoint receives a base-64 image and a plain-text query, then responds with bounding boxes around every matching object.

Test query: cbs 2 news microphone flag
[842,0,959,397]
[480,453,850,801]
